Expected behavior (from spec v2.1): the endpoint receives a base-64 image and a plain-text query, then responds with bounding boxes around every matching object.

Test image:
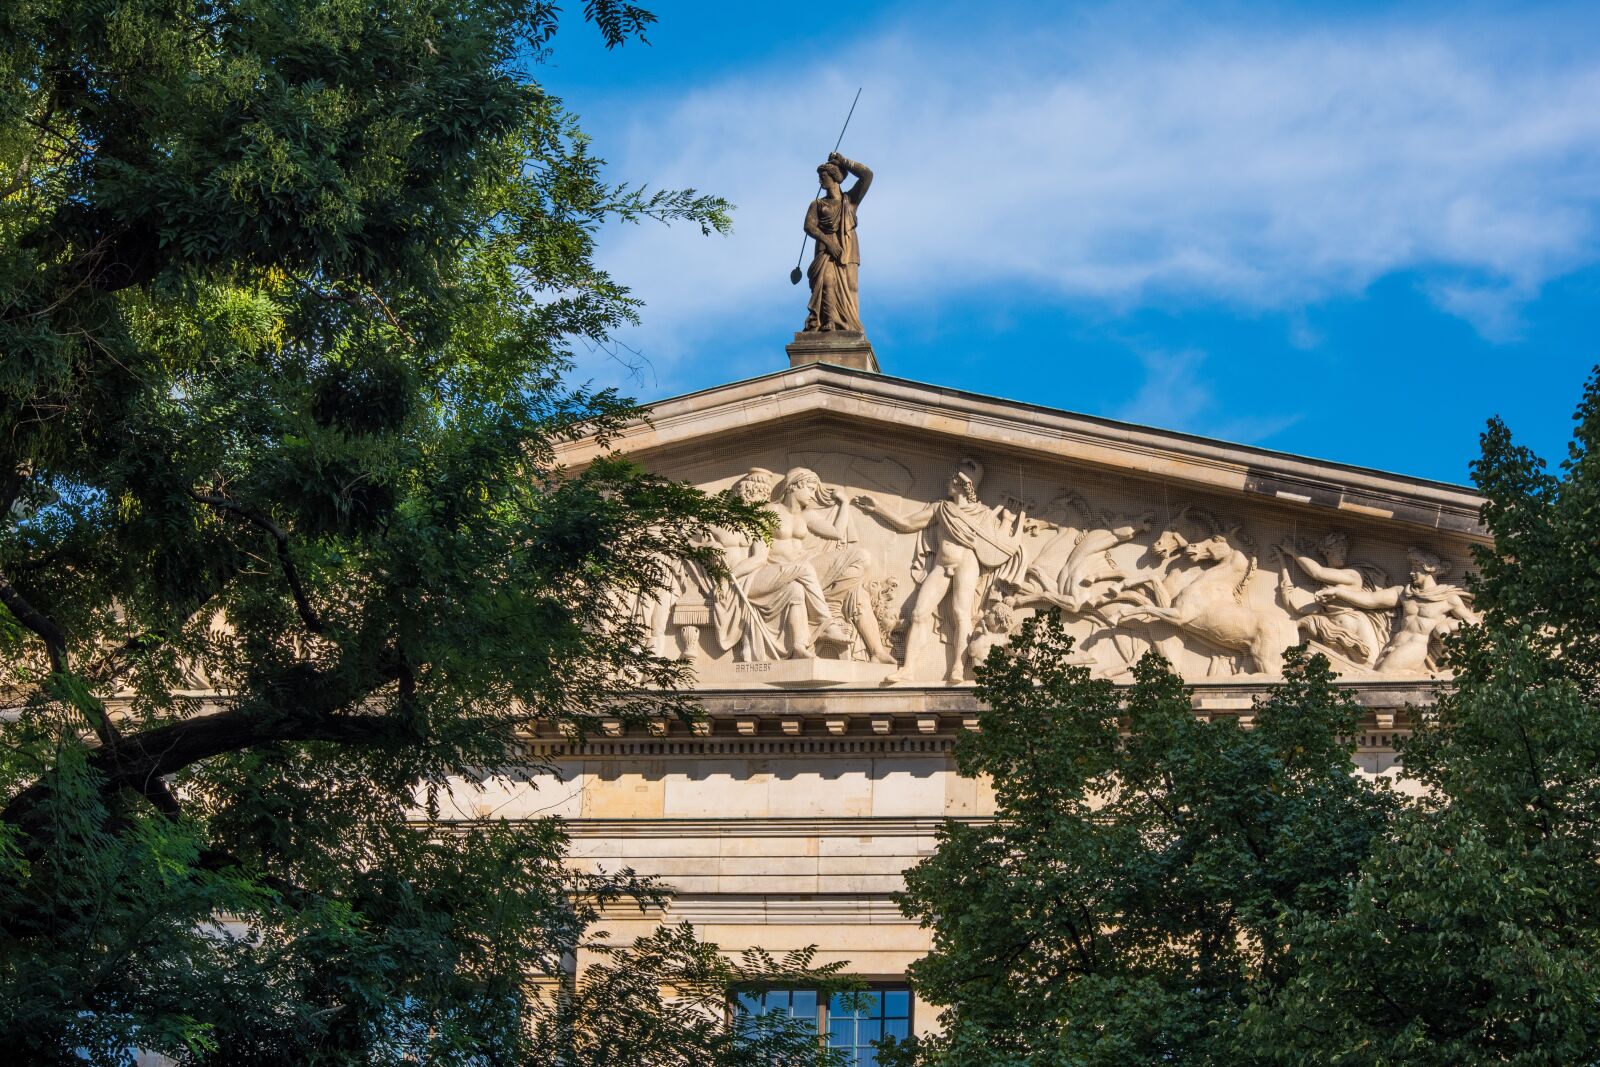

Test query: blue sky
[540,1,1600,486]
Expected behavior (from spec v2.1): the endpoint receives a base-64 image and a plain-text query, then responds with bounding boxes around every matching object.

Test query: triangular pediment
[564,365,1484,691]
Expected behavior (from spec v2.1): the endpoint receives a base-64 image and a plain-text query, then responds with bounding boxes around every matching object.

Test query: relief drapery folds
[700,467,894,664]
[652,453,1477,685]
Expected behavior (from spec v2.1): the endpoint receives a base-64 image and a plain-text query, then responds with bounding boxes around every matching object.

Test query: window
[735,987,911,1066]
[826,989,910,1066]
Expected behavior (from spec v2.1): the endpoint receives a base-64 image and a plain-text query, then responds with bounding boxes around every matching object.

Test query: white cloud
[1112,347,1302,446]
[575,6,1600,391]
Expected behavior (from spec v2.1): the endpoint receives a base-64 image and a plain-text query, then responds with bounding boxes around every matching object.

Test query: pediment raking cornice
[560,364,1486,691]
[561,364,1483,539]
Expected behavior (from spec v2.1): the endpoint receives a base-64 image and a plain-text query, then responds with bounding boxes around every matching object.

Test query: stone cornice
[684,678,1442,714]
[560,364,1485,538]
[602,892,919,927]
[565,815,970,837]
[521,733,962,759]
[519,711,1411,759]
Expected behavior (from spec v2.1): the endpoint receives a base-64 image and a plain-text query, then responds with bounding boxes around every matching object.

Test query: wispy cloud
[577,5,1600,392]
[1113,347,1302,445]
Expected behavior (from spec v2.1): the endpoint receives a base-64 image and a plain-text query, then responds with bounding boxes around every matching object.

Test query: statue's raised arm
[832,152,872,204]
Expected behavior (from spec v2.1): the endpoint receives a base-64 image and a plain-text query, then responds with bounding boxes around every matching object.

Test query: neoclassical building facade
[439,348,1485,1055]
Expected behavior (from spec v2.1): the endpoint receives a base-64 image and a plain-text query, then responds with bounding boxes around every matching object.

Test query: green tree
[1251,370,1600,1064]
[537,928,850,1067]
[0,1,831,1062]
[892,617,1394,1067]
[896,374,1600,1066]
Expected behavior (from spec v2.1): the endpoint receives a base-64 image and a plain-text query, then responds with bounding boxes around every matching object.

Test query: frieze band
[635,454,1478,686]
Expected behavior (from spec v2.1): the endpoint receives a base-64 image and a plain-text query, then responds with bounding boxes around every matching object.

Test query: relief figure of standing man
[856,459,1027,684]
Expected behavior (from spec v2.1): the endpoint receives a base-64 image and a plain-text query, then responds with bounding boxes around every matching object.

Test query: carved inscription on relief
[663,450,1478,687]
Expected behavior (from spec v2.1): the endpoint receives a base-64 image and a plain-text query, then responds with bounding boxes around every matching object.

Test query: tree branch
[0,562,67,673]
[0,466,26,517]
[3,701,405,833]
[191,491,324,634]
[0,562,184,819]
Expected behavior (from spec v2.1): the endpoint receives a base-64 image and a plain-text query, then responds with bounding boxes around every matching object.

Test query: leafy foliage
[0,1,834,1063]
[1249,370,1600,1064]
[895,372,1600,1066]
[892,616,1394,1066]
[534,928,851,1067]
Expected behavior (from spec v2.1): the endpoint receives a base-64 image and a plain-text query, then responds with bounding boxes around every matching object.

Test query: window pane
[736,988,826,1027]
[820,987,911,1061]
[834,990,884,1017]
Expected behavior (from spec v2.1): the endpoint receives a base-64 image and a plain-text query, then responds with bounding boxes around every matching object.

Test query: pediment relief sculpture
[637,443,1479,689]
[1320,546,1477,672]
[855,458,1028,684]
[639,466,899,670]
[1275,531,1394,668]
[1103,509,1299,676]
[716,466,895,664]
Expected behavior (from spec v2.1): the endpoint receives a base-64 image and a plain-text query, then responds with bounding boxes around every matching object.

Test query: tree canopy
[1249,372,1600,1064]
[0,1,831,1062]
[892,371,1600,1066]
[893,627,1394,1066]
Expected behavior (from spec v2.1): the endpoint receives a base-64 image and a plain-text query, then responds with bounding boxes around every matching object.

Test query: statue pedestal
[786,331,879,373]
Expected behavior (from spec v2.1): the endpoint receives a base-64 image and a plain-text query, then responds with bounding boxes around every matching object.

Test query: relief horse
[1110,510,1297,675]
[1015,491,1154,616]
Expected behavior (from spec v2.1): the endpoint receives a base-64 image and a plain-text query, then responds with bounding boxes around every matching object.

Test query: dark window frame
[732,984,912,1065]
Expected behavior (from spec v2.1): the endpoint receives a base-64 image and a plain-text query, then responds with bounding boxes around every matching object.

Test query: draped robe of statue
[710,483,889,662]
[809,540,875,632]
[803,156,871,334]
[1305,599,1390,666]
[796,494,892,662]
[804,196,862,332]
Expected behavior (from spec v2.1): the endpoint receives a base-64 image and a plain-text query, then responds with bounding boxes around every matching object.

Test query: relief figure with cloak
[857,459,1027,683]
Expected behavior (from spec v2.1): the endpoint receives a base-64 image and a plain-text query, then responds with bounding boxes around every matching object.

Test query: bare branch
[363,284,415,345]
[190,491,324,634]
[0,563,67,673]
